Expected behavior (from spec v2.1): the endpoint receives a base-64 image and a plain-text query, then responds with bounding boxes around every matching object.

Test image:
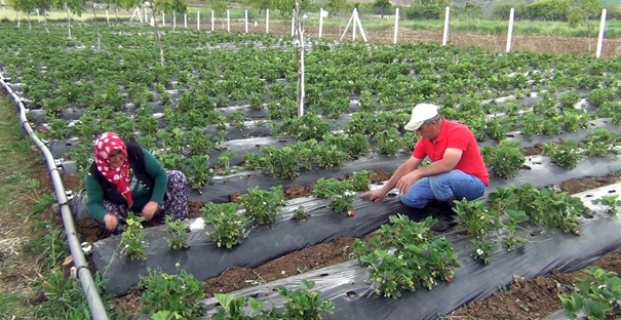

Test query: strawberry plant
[508,183,587,235]
[561,110,591,133]
[499,209,529,251]
[471,239,496,265]
[313,178,356,215]
[401,131,419,152]
[139,269,205,319]
[293,206,310,221]
[276,280,335,320]
[211,293,274,320]
[349,170,372,192]
[238,186,285,225]
[211,280,334,320]
[559,266,621,320]
[164,215,190,250]
[452,199,499,237]
[542,141,582,169]
[353,215,460,299]
[217,152,237,175]
[314,142,349,169]
[592,195,621,215]
[376,128,402,156]
[202,203,249,249]
[584,128,620,157]
[484,116,513,141]
[276,113,331,140]
[118,214,148,261]
[481,140,525,179]
[260,146,303,179]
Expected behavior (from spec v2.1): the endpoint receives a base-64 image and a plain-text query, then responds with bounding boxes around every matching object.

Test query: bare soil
[451,252,621,320]
[110,173,621,318]
[199,22,621,57]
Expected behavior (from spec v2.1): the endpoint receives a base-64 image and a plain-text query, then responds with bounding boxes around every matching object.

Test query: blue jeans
[401,170,487,208]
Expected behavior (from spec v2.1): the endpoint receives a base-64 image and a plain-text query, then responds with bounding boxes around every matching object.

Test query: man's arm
[414,148,463,178]
[380,156,424,193]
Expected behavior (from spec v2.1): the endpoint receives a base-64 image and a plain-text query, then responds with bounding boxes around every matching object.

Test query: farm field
[2,22,621,319]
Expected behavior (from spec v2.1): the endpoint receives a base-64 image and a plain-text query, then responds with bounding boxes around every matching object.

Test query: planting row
[37,88,618,158]
[2,25,621,123]
[124,181,621,319]
[63,119,615,204]
[45,96,620,176]
[91,140,621,297]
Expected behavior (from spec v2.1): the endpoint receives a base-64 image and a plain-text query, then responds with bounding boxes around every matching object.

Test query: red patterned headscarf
[94,132,133,207]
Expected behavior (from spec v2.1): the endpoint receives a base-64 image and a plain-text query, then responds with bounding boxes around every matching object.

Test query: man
[361,103,489,232]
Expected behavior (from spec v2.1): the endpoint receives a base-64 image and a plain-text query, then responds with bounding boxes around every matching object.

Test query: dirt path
[0,92,76,316]
[197,21,621,57]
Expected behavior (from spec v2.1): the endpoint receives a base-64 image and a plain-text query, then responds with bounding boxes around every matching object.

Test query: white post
[105,9,109,25]
[319,8,323,38]
[354,9,367,42]
[442,6,450,46]
[245,9,248,33]
[173,11,176,29]
[144,7,147,23]
[197,11,200,30]
[211,10,214,31]
[506,8,515,53]
[184,13,187,28]
[291,15,295,36]
[36,8,40,22]
[162,12,165,27]
[393,8,399,44]
[352,10,357,40]
[227,9,230,32]
[266,9,269,33]
[596,8,608,58]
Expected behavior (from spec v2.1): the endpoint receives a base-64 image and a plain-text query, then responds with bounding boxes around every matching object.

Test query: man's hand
[142,201,159,221]
[361,189,388,203]
[396,170,420,195]
[103,213,118,231]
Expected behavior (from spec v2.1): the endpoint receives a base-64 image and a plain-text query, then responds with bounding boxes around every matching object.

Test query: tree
[250,0,311,15]
[7,0,37,29]
[568,0,603,35]
[373,0,391,18]
[109,0,123,23]
[208,0,226,12]
[146,0,188,67]
[53,0,85,38]
[32,0,53,32]
[326,0,351,13]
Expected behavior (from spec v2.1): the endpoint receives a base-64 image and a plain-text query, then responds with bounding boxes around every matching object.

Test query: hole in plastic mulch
[346,291,358,298]
[608,189,616,193]
[319,273,329,277]
[65,142,72,146]
[505,133,515,138]
[585,194,593,198]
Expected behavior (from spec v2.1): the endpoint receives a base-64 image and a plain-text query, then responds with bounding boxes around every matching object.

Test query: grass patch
[0,95,126,319]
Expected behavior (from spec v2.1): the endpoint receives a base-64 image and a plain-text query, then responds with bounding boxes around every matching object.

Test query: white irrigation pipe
[0,75,109,320]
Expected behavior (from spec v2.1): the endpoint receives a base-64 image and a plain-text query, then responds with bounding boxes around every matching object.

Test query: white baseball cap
[404,103,440,131]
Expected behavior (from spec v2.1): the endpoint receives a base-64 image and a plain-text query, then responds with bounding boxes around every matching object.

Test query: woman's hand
[142,201,159,221]
[104,213,118,231]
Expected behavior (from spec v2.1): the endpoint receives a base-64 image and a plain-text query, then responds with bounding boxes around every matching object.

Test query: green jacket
[84,148,168,222]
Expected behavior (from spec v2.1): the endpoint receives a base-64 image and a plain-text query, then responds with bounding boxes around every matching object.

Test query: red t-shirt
[412,120,489,186]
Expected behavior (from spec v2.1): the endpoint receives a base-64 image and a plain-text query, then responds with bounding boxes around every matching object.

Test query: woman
[84,132,189,233]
